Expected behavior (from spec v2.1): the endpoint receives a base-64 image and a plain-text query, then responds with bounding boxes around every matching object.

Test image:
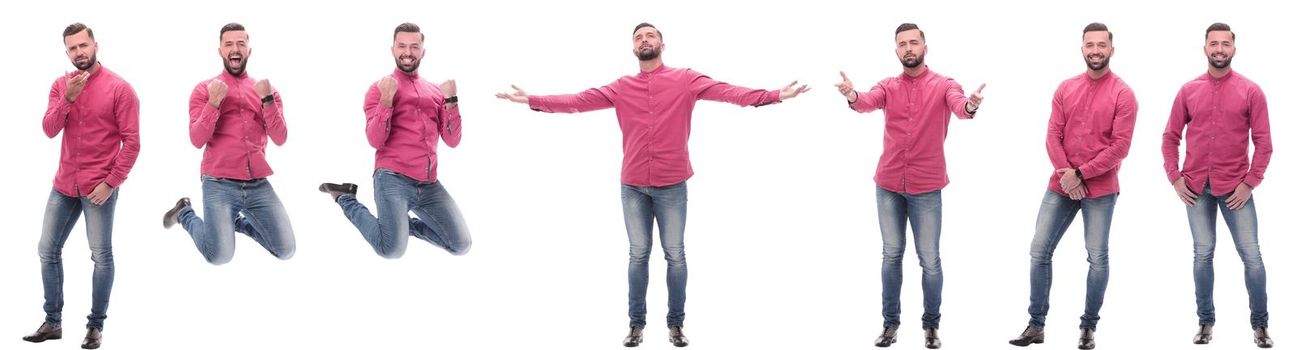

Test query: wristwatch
[1075,168,1084,182]
[261,94,274,104]
[444,95,458,104]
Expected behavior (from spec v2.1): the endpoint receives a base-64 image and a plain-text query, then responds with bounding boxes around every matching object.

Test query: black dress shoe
[81,327,102,349]
[924,327,941,349]
[668,325,689,347]
[622,326,643,347]
[874,324,898,347]
[1009,326,1044,346]
[1079,328,1096,349]
[319,183,358,202]
[22,322,61,343]
[162,197,191,229]
[1193,324,1212,344]
[1255,326,1274,348]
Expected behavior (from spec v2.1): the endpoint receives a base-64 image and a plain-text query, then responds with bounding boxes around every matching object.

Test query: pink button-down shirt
[188,70,286,180]
[363,69,461,182]
[1162,70,1271,196]
[1046,71,1138,198]
[848,69,976,194]
[42,66,141,197]
[528,65,781,187]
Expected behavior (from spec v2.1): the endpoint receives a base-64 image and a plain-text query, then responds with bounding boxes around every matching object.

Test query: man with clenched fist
[163,23,295,265]
[319,22,472,260]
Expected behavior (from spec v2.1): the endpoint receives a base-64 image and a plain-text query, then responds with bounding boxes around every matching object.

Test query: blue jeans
[179,176,296,264]
[335,169,472,258]
[623,181,687,327]
[1028,190,1116,330]
[876,187,943,329]
[1187,182,1267,327]
[38,188,117,330]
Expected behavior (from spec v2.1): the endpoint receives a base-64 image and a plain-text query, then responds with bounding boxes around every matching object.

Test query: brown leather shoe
[1009,326,1044,346]
[319,183,358,202]
[81,327,102,349]
[1078,328,1096,349]
[924,327,941,349]
[622,325,643,347]
[874,324,898,347]
[1255,326,1274,348]
[668,325,689,347]
[162,197,191,229]
[1193,324,1212,344]
[21,322,61,343]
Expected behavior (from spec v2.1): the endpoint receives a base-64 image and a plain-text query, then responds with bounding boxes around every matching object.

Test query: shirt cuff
[1243,174,1263,189]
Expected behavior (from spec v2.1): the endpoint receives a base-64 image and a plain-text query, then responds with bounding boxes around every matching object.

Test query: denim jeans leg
[1028,190,1081,328]
[622,184,654,327]
[876,187,907,327]
[37,188,82,327]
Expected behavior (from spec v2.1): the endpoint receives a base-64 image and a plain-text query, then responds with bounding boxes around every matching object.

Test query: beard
[72,53,97,71]
[1085,53,1110,71]
[636,46,661,61]
[1208,54,1232,69]
[396,54,421,73]
[223,55,247,76]
[900,53,924,68]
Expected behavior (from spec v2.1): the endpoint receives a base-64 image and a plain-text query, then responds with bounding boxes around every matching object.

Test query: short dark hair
[220,22,247,41]
[895,23,924,40]
[633,22,661,40]
[1083,22,1112,42]
[393,22,424,42]
[1206,22,1235,41]
[63,23,94,41]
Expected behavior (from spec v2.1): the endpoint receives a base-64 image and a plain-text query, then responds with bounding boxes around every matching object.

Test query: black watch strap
[444,95,458,104]
[261,94,274,104]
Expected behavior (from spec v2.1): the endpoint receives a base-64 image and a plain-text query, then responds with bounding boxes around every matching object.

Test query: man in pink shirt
[1162,23,1273,348]
[1009,23,1137,350]
[318,23,472,259]
[834,23,985,349]
[24,23,140,350]
[496,22,809,348]
[162,23,295,265]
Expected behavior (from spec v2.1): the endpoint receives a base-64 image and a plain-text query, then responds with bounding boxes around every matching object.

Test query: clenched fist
[379,75,398,108]
[207,79,228,108]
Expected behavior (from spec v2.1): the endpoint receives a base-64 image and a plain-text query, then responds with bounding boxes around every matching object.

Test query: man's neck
[639,59,663,73]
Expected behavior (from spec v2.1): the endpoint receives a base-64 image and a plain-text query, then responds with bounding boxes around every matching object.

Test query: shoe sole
[1009,337,1044,346]
[23,335,62,343]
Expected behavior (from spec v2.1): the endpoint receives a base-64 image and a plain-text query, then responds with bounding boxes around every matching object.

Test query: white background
[0,0,1289,349]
